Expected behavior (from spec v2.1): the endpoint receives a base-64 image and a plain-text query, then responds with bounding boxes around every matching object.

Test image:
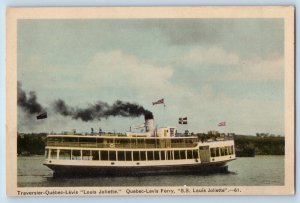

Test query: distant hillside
[17,133,47,155]
[233,134,284,155]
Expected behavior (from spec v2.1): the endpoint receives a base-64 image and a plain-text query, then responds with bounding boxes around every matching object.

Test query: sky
[17,19,284,135]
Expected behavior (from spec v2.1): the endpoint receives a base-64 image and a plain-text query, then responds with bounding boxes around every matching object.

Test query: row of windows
[47,149,199,161]
[210,146,234,157]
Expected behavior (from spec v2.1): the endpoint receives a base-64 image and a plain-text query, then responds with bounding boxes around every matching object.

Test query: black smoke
[53,99,153,122]
[17,82,45,115]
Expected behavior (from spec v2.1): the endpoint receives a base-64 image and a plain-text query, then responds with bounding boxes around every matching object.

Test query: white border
[1,1,298,203]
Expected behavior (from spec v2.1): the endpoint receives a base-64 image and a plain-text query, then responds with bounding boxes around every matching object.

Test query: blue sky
[17,19,284,135]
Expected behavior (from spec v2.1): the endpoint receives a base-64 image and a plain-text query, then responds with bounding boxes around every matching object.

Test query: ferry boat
[43,114,236,176]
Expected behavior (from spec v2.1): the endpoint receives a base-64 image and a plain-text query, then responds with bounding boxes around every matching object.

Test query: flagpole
[217,121,226,135]
[152,98,166,127]
[163,103,166,127]
[187,117,189,136]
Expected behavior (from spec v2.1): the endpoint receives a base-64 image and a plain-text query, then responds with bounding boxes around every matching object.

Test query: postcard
[6,6,294,196]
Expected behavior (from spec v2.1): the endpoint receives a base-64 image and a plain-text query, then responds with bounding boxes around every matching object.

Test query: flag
[218,121,226,126]
[152,98,164,105]
[37,112,47,119]
[179,117,188,124]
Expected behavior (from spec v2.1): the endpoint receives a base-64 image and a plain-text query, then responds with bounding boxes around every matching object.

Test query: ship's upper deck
[46,133,233,149]
[46,134,199,149]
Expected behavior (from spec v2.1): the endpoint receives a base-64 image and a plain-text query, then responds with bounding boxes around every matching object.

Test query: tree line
[17,132,284,156]
[17,133,47,155]
[233,134,284,155]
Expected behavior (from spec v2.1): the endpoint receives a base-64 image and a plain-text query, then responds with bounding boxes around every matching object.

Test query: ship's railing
[46,141,197,149]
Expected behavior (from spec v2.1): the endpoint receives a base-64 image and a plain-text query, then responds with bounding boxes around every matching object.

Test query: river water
[17,155,284,187]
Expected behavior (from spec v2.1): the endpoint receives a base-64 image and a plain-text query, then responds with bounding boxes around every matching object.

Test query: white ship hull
[44,140,235,176]
[44,160,233,177]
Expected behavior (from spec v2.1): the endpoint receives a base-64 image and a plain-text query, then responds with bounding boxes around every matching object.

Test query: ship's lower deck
[43,137,235,176]
[44,160,232,177]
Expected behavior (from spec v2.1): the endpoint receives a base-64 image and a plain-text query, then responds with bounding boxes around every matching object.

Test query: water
[17,156,284,187]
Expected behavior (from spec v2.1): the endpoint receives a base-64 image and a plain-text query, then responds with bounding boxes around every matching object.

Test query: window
[106,139,114,144]
[193,150,199,159]
[216,148,220,157]
[140,151,146,161]
[174,151,180,160]
[187,150,193,159]
[210,148,216,157]
[50,149,57,159]
[170,128,175,137]
[119,139,129,145]
[160,151,166,160]
[180,150,186,159]
[146,139,156,146]
[45,149,49,158]
[59,150,71,160]
[126,151,132,161]
[171,139,180,144]
[100,151,108,160]
[166,150,173,160]
[221,148,225,156]
[79,138,95,143]
[72,150,81,160]
[109,151,116,161]
[225,147,229,155]
[154,151,160,160]
[147,151,154,160]
[82,150,90,156]
[118,151,125,161]
[96,138,104,144]
[92,150,99,160]
[82,150,91,160]
[62,137,78,143]
[231,146,234,155]
[130,139,137,146]
[133,151,140,161]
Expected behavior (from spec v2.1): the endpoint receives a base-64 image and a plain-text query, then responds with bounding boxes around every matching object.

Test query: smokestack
[144,112,155,136]
[144,111,153,120]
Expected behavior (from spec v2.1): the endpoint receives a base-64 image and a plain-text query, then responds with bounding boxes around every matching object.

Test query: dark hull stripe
[44,161,231,177]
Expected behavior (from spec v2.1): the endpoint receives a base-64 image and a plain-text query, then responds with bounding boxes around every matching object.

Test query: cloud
[18,48,284,135]
[217,55,284,82]
[178,46,284,83]
[157,19,284,59]
[159,20,221,46]
[182,46,240,66]
[81,50,174,94]
[18,50,174,97]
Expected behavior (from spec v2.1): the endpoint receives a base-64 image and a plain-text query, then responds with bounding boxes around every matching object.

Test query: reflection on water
[17,156,284,187]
